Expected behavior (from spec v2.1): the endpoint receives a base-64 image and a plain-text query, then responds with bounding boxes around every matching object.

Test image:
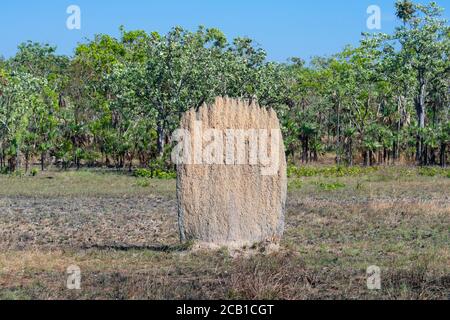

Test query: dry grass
[0,166,449,300]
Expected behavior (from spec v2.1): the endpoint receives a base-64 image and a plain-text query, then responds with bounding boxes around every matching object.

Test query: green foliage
[287,165,378,178]
[315,181,346,191]
[288,179,303,190]
[12,169,25,177]
[152,170,177,180]
[135,178,151,187]
[418,167,439,177]
[133,168,176,180]
[396,0,416,23]
[418,167,449,177]
[0,1,449,173]
[133,168,153,178]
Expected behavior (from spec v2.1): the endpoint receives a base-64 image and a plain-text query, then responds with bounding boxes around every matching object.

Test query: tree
[392,1,449,164]
[1,1,448,172]
[0,70,47,172]
[396,0,416,24]
[140,26,230,157]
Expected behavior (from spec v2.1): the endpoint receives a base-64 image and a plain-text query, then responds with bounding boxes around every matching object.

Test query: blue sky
[1,0,449,62]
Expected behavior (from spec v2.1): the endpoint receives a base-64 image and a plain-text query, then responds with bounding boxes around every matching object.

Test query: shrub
[316,181,346,191]
[418,167,438,177]
[417,167,450,177]
[287,165,378,178]
[30,168,39,177]
[12,170,24,177]
[135,178,150,187]
[133,168,176,180]
[288,179,303,190]
[152,169,176,179]
[133,168,152,178]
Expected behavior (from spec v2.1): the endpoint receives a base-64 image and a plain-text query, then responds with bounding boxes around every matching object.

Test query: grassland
[0,166,449,300]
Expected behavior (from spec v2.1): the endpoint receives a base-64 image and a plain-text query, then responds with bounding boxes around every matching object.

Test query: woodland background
[0,0,449,175]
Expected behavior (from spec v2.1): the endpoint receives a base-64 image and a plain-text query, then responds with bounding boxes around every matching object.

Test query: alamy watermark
[367,265,381,290]
[171,121,282,176]
[66,5,81,30]
[67,265,81,290]
[367,5,382,30]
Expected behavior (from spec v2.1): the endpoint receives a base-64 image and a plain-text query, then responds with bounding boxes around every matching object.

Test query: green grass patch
[287,165,378,178]
[133,168,176,180]
[288,179,303,190]
[315,181,346,191]
[418,167,450,177]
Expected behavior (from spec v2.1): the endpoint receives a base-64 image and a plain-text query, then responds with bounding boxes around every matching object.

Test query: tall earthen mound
[175,97,287,247]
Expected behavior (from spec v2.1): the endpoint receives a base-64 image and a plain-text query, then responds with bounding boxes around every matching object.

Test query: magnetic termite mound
[174,97,287,248]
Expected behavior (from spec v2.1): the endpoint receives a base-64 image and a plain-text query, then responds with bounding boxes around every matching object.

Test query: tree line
[0,0,449,174]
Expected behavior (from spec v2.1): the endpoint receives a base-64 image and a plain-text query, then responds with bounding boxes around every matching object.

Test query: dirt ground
[0,167,449,300]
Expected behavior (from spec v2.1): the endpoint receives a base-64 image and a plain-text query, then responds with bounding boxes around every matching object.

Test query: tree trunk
[415,76,426,165]
[157,119,165,158]
[395,96,401,164]
[336,101,341,165]
[128,154,134,172]
[440,143,446,167]
[347,139,353,166]
[25,153,29,173]
[41,152,45,171]
[16,145,21,171]
[0,146,3,170]
[430,148,436,166]
[305,136,309,163]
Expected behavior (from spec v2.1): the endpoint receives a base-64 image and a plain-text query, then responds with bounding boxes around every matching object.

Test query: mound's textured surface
[176,97,287,246]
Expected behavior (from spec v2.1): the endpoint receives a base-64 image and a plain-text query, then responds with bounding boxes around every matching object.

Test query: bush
[135,178,150,187]
[133,168,176,180]
[11,170,25,177]
[418,167,450,177]
[316,181,346,191]
[133,168,153,178]
[418,167,438,177]
[152,169,176,179]
[288,179,303,190]
[30,168,39,177]
[287,165,378,178]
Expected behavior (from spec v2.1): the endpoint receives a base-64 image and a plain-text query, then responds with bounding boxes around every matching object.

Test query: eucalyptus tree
[0,70,47,172]
[392,0,449,164]
[105,62,154,169]
[65,34,129,168]
[277,59,329,163]
[1,1,448,171]
[140,26,229,157]
[344,36,397,165]
[222,37,267,101]
[378,39,416,162]
[10,42,69,170]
